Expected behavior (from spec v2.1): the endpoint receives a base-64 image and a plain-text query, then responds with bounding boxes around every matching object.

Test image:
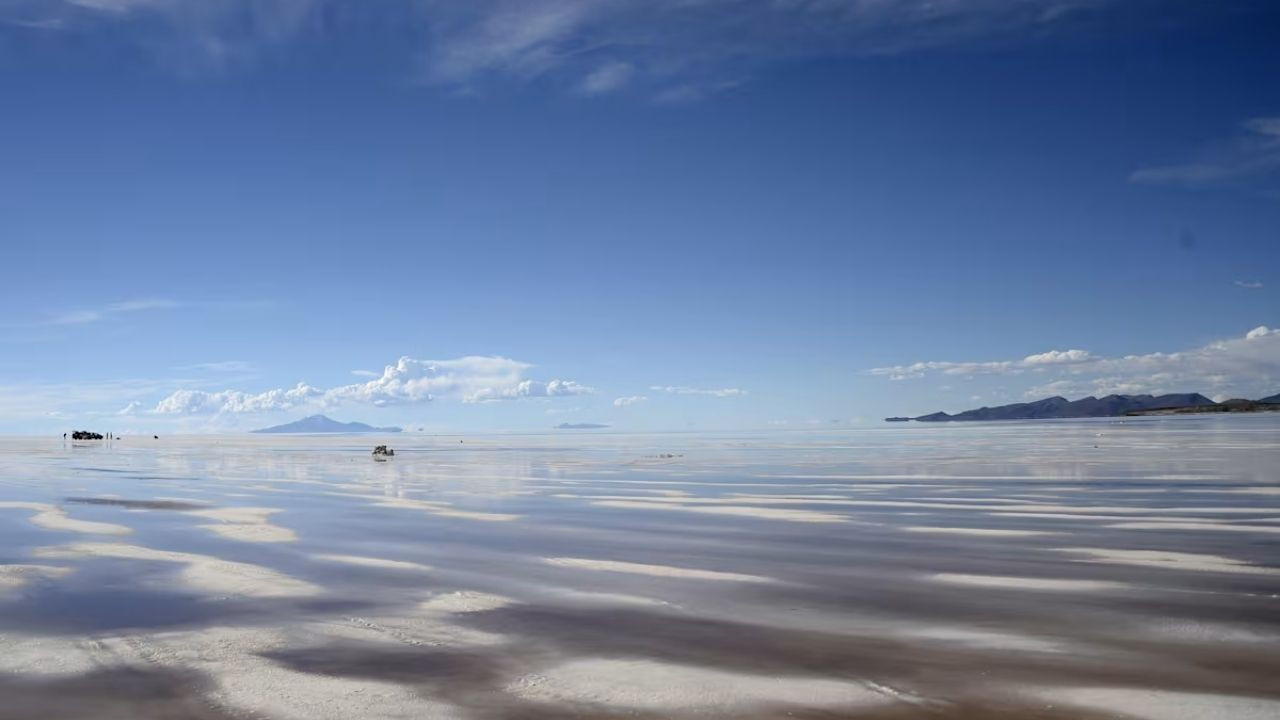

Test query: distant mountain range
[251,415,403,434]
[889,393,1280,422]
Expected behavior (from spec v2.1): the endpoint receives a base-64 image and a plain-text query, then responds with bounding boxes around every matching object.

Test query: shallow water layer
[1,417,1278,719]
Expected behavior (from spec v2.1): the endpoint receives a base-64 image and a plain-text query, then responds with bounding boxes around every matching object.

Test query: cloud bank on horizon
[119,324,1280,424]
[3,323,1275,431]
[141,356,595,416]
[869,325,1280,401]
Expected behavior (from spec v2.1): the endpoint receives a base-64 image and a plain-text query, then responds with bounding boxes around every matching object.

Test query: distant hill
[1128,398,1280,416]
[251,415,403,434]
[554,423,609,429]
[899,393,1219,422]
[1260,393,1280,404]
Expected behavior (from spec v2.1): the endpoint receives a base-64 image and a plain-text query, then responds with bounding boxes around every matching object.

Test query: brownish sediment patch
[254,599,1280,718]
[91,626,467,720]
[33,543,320,598]
[0,666,236,720]
[603,597,1272,682]
[64,498,210,511]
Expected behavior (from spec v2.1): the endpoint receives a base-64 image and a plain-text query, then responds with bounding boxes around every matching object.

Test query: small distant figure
[372,445,395,459]
[153,435,159,439]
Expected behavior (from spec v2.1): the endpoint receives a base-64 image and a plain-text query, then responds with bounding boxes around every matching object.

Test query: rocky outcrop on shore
[1125,398,1280,416]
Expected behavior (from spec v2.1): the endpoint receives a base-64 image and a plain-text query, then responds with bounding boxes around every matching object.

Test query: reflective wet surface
[1,417,1278,719]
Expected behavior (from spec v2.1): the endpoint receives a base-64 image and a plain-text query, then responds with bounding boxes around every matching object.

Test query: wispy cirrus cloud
[1131,116,1280,191]
[2,0,331,72]
[1235,280,1264,289]
[612,395,647,407]
[6,0,1138,97]
[577,60,633,95]
[177,360,255,373]
[650,385,746,398]
[41,299,273,328]
[871,325,1280,400]
[149,355,594,415]
[49,298,180,325]
[116,400,145,416]
[419,0,1125,99]
[0,376,194,421]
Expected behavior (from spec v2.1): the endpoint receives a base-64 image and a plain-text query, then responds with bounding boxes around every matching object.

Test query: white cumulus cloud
[153,382,323,415]
[466,378,595,403]
[1022,349,1092,365]
[150,355,592,414]
[613,395,647,407]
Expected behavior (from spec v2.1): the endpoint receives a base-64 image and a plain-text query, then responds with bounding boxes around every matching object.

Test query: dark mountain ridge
[893,393,1280,422]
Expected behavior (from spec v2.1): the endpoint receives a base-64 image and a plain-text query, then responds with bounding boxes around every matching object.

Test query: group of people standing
[62,431,114,440]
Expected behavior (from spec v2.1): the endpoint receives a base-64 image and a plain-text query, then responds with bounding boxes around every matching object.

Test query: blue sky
[0,0,1277,434]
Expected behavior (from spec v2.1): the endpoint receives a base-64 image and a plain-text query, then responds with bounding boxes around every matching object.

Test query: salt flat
[0,416,1277,719]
